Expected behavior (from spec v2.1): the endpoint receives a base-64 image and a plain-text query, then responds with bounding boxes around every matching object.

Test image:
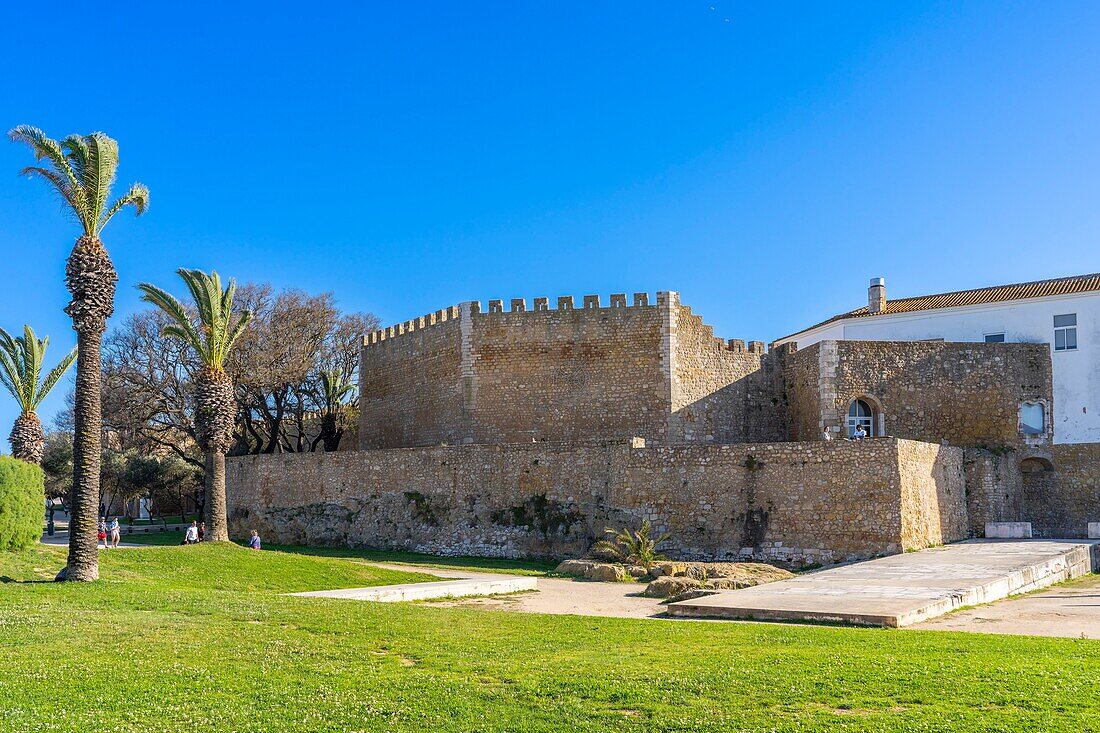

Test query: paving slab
[666,539,1100,627]
[291,574,537,602]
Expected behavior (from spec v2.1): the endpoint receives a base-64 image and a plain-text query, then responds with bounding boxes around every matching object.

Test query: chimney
[868,277,886,313]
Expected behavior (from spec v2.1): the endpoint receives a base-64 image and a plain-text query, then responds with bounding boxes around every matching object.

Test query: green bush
[0,456,43,551]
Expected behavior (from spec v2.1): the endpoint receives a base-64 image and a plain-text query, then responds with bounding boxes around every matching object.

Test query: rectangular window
[1020,403,1045,435]
[984,333,1005,343]
[1054,314,1077,351]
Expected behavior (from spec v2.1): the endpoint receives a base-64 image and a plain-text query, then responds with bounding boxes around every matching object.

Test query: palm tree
[313,369,356,452]
[138,269,252,542]
[0,326,77,464]
[10,126,148,581]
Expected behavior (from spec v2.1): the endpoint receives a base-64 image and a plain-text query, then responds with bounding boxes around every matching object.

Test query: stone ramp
[666,539,1100,627]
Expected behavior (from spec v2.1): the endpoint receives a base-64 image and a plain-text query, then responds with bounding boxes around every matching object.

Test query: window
[1019,403,1045,435]
[1054,314,1077,351]
[984,333,1005,343]
[848,399,874,438]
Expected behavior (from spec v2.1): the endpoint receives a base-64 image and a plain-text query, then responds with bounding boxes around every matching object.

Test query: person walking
[248,530,261,551]
[185,521,199,545]
[108,517,121,549]
[97,518,108,550]
[198,522,206,543]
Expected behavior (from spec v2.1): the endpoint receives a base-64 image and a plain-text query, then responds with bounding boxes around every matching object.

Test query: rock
[584,563,628,582]
[707,577,748,590]
[627,565,649,579]
[554,560,597,577]
[643,576,704,598]
[667,588,718,603]
[682,563,710,580]
[650,562,687,578]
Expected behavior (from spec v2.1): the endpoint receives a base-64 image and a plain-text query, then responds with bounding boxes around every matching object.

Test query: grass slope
[120,531,554,575]
[1,544,1098,732]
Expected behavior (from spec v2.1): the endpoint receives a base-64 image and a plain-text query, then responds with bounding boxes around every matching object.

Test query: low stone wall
[227,438,966,566]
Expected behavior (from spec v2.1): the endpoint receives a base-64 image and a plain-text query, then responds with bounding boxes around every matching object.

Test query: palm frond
[137,282,208,361]
[82,132,119,232]
[139,270,251,370]
[0,325,75,412]
[35,346,77,410]
[9,125,91,230]
[99,182,149,231]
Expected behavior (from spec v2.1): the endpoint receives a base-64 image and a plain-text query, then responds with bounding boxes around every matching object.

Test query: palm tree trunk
[67,329,102,581]
[204,451,229,541]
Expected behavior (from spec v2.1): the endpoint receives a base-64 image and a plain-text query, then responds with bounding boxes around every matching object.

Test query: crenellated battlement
[363,292,659,347]
[362,304,462,346]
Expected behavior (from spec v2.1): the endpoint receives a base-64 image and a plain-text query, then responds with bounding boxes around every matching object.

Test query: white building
[778,273,1100,444]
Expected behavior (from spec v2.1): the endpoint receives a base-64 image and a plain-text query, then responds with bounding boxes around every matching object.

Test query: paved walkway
[918,572,1100,638]
[666,539,1098,627]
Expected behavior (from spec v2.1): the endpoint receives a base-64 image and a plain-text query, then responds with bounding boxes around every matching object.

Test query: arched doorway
[847,397,884,438]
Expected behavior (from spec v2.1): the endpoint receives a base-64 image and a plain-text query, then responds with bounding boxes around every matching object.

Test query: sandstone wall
[359,306,466,448]
[469,298,668,445]
[227,438,966,566]
[1022,443,1100,537]
[668,296,786,444]
[897,440,968,549]
[784,341,1053,452]
[359,296,671,448]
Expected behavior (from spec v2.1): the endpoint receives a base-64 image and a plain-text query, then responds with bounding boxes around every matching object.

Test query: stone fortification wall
[1021,443,1100,537]
[359,305,466,448]
[227,438,966,565]
[666,293,786,444]
[783,341,1053,453]
[897,440,968,548]
[359,294,670,448]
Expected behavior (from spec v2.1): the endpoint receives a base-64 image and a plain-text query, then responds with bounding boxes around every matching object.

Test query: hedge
[0,456,43,551]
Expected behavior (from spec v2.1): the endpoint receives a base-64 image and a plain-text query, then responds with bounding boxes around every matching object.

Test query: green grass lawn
[1,544,1098,732]
[119,532,555,575]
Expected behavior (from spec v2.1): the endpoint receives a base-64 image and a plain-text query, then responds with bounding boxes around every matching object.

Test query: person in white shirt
[184,521,199,545]
[853,424,867,441]
[821,427,832,441]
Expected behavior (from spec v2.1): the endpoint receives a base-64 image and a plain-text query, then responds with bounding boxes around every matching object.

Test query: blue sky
[1,1,1099,436]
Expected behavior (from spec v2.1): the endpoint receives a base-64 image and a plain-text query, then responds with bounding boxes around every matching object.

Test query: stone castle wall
[667,295,786,444]
[784,341,1053,453]
[227,438,966,565]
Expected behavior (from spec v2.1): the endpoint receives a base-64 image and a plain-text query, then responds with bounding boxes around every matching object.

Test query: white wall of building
[778,291,1100,444]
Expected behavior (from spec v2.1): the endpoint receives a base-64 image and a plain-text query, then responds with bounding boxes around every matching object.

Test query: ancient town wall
[358,305,466,448]
[897,440,968,548]
[783,341,1053,452]
[667,294,787,444]
[227,438,966,565]
[467,294,668,445]
[358,294,673,448]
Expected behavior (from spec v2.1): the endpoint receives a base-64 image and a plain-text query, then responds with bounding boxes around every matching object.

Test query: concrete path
[666,539,1099,627]
[917,572,1100,638]
[40,533,144,549]
[292,572,536,602]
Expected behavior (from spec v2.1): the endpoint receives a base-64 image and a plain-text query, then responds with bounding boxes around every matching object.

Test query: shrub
[588,520,672,570]
[0,456,44,551]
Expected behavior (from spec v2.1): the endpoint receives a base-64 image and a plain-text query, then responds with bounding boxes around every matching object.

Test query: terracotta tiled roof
[784,272,1100,340]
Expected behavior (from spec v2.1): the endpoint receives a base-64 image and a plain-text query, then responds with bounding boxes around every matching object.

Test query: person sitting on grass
[249,530,261,550]
[184,521,199,545]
